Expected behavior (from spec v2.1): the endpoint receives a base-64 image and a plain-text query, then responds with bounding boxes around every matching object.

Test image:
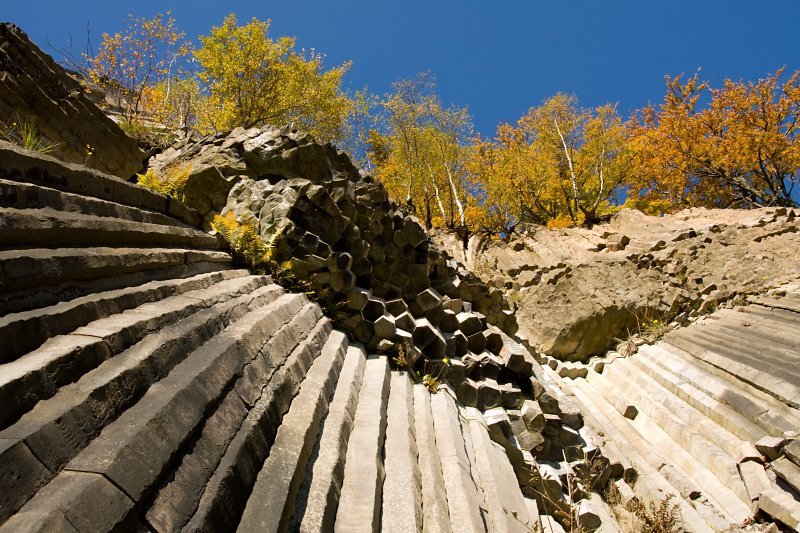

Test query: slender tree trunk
[427,162,449,225]
[588,147,606,217]
[437,142,466,226]
[554,118,581,217]
[445,164,466,227]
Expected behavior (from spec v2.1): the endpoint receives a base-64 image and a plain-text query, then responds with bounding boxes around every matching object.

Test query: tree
[194,14,353,142]
[468,94,630,231]
[468,126,533,235]
[520,94,630,226]
[339,88,382,171]
[149,76,203,135]
[628,69,800,213]
[371,73,476,229]
[85,12,190,127]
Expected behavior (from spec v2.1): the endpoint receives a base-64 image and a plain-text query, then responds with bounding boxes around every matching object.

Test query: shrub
[211,212,274,271]
[136,164,191,201]
[605,484,682,533]
[211,212,322,294]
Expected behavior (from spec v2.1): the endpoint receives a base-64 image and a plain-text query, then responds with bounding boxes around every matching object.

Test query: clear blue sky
[5,1,800,136]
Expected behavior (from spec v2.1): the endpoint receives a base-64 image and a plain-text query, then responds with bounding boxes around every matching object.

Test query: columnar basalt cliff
[147,126,518,345]
[0,23,144,177]
[2,22,800,533]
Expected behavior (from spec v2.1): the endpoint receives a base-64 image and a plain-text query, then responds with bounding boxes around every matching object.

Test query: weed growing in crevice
[640,316,668,341]
[136,163,192,201]
[391,342,414,371]
[604,483,682,533]
[390,342,448,393]
[212,212,346,322]
[0,114,59,154]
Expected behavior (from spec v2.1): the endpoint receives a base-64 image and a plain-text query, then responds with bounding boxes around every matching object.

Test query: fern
[136,164,191,200]
[211,212,274,271]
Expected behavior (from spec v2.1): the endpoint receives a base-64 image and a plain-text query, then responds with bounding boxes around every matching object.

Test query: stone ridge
[436,206,800,362]
[0,23,145,177]
[0,134,615,531]
[147,126,517,353]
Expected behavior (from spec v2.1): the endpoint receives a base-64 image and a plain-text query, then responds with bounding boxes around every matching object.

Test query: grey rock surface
[435,207,800,361]
[0,24,144,177]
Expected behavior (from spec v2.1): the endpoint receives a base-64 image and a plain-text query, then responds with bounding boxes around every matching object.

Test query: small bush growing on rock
[136,164,191,200]
[311,287,348,327]
[421,358,448,394]
[390,344,448,394]
[635,495,681,533]
[211,212,274,271]
[605,484,681,533]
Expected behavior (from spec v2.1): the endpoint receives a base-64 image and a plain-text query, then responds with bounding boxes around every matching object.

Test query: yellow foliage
[194,14,353,142]
[211,214,317,297]
[547,213,582,229]
[136,164,191,200]
[147,77,203,134]
[211,212,273,270]
[85,12,190,126]
[370,73,478,230]
[628,69,800,212]
[467,95,630,231]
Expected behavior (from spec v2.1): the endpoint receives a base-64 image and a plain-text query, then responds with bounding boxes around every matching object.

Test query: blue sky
[6,1,800,136]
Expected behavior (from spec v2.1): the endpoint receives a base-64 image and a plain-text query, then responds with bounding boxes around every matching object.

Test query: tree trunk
[554,118,581,217]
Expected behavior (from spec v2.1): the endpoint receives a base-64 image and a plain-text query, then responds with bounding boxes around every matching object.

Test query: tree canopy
[86,13,352,144]
[368,73,476,229]
[85,12,189,127]
[627,70,800,213]
[83,12,800,234]
[194,14,352,142]
[469,94,630,231]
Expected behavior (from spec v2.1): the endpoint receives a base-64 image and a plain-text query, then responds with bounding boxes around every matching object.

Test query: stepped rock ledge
[1,21,799,532]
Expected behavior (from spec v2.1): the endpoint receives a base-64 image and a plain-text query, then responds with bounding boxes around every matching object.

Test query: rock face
[542,284,800,531]
[145,126,638,530]
[6,24,800,530]
[437,207,800,361]
[147,125,518,352]
[0,23,144,177]
[6,136,798,532]
[0,142,585,533]
[0,29,624,531]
